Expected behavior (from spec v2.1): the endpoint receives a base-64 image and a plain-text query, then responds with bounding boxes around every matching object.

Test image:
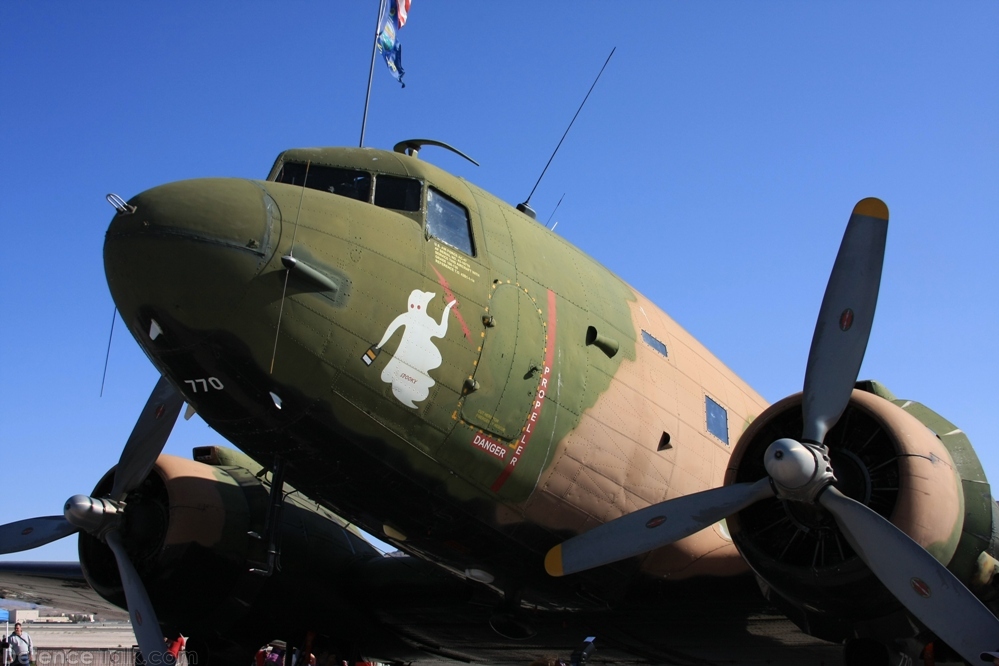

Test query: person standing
[6,623,33,666]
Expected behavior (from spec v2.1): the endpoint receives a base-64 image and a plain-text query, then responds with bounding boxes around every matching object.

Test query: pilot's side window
[375,175,422,212]
[275,163,371,203]
[427,188,474,256]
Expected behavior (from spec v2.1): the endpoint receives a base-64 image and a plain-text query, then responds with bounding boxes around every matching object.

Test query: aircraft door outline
[460,281,546,441]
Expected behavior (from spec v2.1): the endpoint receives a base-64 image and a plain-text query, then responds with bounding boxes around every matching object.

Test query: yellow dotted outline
[454,281,551,443]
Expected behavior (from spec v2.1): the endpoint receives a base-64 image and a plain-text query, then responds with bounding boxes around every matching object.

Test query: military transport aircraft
[2,140,998,666]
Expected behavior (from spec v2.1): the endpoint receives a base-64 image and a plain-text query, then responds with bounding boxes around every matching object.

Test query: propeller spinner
[545,199,999,663]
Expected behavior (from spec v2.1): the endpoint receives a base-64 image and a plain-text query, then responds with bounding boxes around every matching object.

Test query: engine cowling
[725,387,985,641]
[77,447,384,660]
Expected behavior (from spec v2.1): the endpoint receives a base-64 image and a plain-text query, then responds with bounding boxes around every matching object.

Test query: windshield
[427,188,474,256]
[275,163,371,203]
[375,174,422,212]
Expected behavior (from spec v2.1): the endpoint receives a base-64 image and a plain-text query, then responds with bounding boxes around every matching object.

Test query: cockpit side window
[427,188,474,256]
[275,162,371,203]
[374,174,422,212]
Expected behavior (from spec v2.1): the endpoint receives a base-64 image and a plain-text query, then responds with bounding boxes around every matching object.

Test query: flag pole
[359,0,386,148]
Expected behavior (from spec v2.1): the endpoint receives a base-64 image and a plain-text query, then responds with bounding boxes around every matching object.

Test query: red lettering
[471,433,510,462]
[489,289,558,493]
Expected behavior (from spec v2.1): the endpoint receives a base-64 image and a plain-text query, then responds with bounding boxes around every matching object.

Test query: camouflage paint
[860,382,995,582]
[105,145,771,587]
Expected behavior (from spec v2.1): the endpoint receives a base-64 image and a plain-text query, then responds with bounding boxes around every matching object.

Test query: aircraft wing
[0,562,128,618]
[0,555,844,665]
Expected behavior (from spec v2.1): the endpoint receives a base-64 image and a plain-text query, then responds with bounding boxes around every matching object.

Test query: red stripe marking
[430,264,472,342]
[490,289,557,492]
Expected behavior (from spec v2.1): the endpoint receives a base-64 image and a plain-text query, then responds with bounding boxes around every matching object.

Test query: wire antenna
[545,193,565,229]
[100,307,117,397]
[269,161,311,375]
[518,47,615,218]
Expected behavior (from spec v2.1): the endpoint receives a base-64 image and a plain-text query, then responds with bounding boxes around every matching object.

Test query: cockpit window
[427,188,474,256]
[275,162,371,203]
[374,174,422,212]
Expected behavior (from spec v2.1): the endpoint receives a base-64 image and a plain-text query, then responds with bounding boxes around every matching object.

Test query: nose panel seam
[107,227,268,257]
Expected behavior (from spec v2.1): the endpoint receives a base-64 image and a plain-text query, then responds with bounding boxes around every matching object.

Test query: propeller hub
[64,494,124,539]
[763,439,836,503]
[764,439,817,489]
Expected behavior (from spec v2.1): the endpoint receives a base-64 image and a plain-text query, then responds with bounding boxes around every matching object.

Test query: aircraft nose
[107,177,276,251]
[104,178,279,336]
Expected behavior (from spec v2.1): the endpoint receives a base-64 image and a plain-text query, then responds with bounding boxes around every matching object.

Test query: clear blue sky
[1,3,996,562]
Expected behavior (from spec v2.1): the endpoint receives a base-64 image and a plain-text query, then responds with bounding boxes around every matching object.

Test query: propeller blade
[110,375,183,501]
[801,198,888,444]
[546,477,774,576]
[818,486,999,664]
[0,516,77,555]
[105,529,173,665]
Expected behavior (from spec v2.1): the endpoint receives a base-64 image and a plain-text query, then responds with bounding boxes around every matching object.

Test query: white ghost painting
[374,289,456,408]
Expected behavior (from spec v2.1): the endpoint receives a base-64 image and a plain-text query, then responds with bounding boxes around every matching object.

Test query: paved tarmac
[7,624,137,649]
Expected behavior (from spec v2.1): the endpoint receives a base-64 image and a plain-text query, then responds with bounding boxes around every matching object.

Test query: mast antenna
[517,47,615,219]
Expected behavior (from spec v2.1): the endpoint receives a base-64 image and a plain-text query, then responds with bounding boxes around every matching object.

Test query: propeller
[818,486,999,660]
[800,198,886,445]
[0,516,78,555]
[545,198,999,663]
[110,375,184,500]
[0,375,183,664]
[545,478,774,577]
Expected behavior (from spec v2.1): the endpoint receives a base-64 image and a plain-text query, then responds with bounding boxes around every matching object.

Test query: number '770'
[184,377,224,393]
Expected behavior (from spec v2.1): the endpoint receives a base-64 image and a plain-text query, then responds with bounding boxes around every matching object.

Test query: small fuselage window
[705,395,729,444]
[275,163,371,203]
[641,330,668,357]
[375,174,422,212]
[427,187,474,256]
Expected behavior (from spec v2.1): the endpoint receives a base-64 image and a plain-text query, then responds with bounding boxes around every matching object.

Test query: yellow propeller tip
[853,197,889,221]
[545,544,564,577]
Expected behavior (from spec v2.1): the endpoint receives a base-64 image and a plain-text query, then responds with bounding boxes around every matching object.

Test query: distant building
[9,609,39,623]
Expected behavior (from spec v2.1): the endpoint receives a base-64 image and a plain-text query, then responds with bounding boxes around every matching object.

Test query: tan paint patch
[640,529,751,580]
[851,391,964,561]
[524,294,769,578]
[156,454,232,549]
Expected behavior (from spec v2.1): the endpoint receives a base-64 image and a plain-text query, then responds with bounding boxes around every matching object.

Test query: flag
[376,0,411,87]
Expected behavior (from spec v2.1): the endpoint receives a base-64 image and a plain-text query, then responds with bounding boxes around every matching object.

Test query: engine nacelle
[78,447,382,656]
[725,386,992,642]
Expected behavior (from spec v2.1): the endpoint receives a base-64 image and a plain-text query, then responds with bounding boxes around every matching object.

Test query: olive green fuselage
[105,146,640,604]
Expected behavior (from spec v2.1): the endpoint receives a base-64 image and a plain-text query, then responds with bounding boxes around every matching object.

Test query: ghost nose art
[104,178,279,335]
